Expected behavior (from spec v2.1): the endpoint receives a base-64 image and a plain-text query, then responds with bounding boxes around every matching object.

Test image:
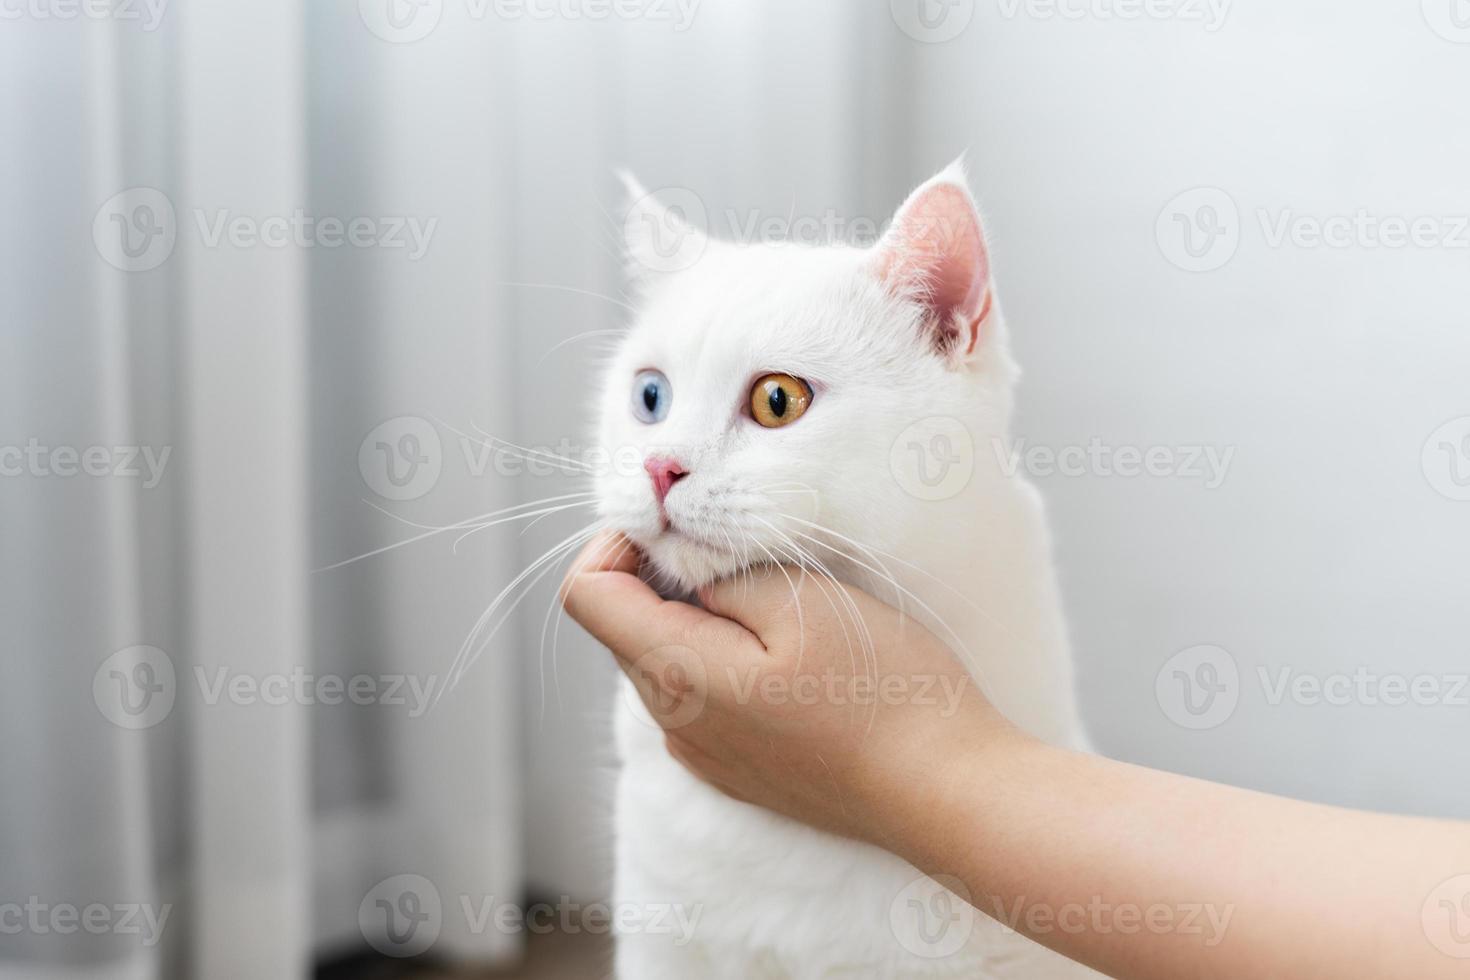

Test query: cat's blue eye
[631,369,671,424]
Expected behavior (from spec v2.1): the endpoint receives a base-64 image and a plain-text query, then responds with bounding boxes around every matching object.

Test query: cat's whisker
[519,502,581,537]
[539,530,636,722]
[449,499,597,554]
[777,521,994,699]
[448,529,596,701]
[794,556,885,738]
[439,520,606,703]
[497,279,640,316]
[313,493,599,572]
[780,513,991,621]
[538,329,626,365]
[791,543,879,699]
[728,527,756,608]
[752,516,877,693]
[760,531,880,734]
[433,414,595,474]
[758,519,874,652]
[743,533,811,673]
[783,514,1022,668]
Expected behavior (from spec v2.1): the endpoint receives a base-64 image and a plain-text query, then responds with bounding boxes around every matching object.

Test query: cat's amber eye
[750,373,812,428]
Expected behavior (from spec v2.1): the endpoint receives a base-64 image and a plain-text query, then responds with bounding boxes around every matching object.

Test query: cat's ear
[618,170,708,280]
[869,160,995,363]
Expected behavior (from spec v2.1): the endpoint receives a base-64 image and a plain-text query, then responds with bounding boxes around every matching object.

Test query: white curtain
[2,1,523,976]
[1,2,898,977]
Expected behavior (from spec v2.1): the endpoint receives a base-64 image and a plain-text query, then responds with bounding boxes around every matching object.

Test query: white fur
[595,165,1096,978]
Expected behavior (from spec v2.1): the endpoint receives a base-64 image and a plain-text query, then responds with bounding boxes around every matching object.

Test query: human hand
[560,532,1024,851]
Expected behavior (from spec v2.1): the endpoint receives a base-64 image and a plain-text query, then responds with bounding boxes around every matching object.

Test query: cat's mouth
[634,517,754,592]
[654,519,731,556]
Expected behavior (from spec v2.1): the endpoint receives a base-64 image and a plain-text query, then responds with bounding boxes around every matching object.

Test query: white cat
[593,163,1097,978]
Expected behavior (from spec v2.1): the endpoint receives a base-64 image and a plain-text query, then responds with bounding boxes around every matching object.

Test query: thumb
[561,532,753,669]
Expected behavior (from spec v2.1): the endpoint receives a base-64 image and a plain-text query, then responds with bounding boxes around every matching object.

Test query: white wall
[908,3,1470,816]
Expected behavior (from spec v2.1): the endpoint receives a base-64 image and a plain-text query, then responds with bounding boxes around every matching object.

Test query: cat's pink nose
[644,455,689,506]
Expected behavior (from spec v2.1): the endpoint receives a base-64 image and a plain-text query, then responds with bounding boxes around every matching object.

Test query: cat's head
[593,163,1017,592]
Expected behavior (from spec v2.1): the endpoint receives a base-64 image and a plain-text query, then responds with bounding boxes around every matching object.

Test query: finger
[561,533,675,658]
[561,533,742,667]
[562,530,643,580]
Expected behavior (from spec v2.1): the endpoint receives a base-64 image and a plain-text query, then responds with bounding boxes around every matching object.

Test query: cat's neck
[834,471,1085,748]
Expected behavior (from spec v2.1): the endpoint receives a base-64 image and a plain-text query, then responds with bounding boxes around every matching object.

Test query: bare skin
[562,532,1470,980]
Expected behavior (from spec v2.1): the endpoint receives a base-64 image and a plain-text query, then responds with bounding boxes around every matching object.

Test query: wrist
[864,712,1052,876]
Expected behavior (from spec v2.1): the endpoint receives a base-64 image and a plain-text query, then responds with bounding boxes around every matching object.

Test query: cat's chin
[633,528,751,596]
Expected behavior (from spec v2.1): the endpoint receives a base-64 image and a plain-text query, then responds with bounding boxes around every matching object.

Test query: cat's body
[594,165,1097,978]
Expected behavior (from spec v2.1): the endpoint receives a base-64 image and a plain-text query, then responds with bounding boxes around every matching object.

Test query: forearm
[563,543,1469,977]
[881,733,1470,980]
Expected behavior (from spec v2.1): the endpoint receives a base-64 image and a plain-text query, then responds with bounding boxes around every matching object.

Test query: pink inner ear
[875,182,991,356]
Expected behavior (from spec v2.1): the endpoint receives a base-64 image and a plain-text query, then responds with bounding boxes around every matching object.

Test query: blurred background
[4,0,1470,977]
